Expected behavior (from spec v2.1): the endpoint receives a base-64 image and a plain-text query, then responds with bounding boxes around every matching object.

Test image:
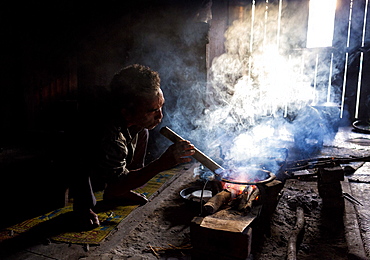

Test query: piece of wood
[160,126,224,173]
[231,185,252,209]
[238,187,260,213]
[191,217,253,259]
[287,206,305,260]
[203,190,232,214]
[200,217,253,233]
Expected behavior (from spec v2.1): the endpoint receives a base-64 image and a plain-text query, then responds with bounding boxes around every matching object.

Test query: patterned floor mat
[0,168,178,245]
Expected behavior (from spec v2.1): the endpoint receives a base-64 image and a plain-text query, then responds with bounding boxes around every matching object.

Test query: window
[306,0,337,48]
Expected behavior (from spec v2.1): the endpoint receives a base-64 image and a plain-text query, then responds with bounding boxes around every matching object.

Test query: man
[73,64,195,229]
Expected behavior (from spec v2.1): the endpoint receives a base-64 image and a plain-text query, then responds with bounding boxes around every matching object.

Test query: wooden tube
[160,126,224,174]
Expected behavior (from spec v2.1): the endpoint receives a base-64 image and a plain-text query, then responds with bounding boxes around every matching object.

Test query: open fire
[222,182,256,198]
[160,106,288,259]
[184,144,287,259]
[203,177,264,215]
[190,168,284,260]
[228,184,260,214]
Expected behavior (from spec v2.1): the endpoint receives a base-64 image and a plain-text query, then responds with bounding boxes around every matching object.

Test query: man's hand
[159,140,195,168]
[118,140,195,191]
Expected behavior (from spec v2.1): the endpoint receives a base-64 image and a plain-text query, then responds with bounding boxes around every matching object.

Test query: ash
[256,178,347,260]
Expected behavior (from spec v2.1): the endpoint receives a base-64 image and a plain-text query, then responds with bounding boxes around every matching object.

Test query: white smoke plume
[159,2,344,178]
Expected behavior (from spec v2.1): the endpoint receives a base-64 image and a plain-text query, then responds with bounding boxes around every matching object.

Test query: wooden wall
[208,0,370,123]
[1,0,210,146]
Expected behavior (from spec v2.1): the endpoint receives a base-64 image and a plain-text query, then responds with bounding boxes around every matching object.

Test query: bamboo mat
[0,168,178,245]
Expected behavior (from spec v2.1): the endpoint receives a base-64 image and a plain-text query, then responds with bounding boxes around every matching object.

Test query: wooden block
[191,217,252,260]
[260,180,284,219]
[318,182,343,197]
[191,248,250,260]
[318,167,344,183]
[321,196,345,209]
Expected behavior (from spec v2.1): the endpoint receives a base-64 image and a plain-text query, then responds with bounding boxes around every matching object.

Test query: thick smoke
[150,2,345,179]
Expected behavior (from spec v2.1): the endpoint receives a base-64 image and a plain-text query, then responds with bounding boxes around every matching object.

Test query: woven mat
[0,168,178,245]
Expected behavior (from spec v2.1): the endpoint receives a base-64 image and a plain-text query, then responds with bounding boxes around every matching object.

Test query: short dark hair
[109,64,161,112]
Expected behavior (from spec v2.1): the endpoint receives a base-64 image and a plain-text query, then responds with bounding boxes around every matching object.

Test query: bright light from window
[306,0,337,48]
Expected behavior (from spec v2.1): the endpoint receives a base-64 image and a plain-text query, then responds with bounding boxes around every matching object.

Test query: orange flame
[222,182,257,197]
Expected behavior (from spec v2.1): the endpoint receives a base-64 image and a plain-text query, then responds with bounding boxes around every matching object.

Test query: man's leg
[72,173,100,229]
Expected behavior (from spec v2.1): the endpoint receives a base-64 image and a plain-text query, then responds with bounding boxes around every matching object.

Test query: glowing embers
[229,184,260,214]
[222,182,252,198]
[202,169,270,216]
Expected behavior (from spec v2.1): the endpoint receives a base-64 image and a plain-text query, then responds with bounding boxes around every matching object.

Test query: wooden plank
[200,217,254,232]
[342,177,368,259]
[191,219,252,260]
[357,50,370,119]
[333,0,352,49]
[349,0,366,49]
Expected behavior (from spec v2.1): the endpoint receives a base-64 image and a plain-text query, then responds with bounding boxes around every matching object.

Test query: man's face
[126,89,165,130]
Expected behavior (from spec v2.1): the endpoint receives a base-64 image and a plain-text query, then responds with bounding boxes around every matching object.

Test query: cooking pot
[220,168,276,185]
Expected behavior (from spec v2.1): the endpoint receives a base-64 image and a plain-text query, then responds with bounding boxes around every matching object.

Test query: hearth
[189,162,286,260]
[161,126,288,259]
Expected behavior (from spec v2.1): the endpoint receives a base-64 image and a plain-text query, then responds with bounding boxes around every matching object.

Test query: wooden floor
[326,127,370,259]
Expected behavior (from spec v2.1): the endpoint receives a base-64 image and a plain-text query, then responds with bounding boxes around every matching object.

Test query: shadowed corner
[0,199,145,255]
[0,211,78,257]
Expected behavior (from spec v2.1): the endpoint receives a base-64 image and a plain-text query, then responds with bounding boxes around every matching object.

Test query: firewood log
[238,187,260,213]
[203,190,232,214]
[229,185,251,209]
[287,206,305,260]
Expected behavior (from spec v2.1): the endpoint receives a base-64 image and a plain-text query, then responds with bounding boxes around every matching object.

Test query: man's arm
[105,140,195,194]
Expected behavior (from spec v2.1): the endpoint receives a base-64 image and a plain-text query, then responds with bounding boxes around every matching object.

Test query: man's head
[110,64,164,130]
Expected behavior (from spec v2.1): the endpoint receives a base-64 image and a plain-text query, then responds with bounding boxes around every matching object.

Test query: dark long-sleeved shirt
[97,120,148,183]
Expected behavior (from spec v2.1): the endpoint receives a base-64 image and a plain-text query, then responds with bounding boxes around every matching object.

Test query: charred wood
[287,206,305,260]
[237,187,260,214]
[203,189,232,214]
[227,185,261,214]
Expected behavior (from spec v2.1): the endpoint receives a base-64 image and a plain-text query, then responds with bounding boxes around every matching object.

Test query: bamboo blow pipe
[159,126,224,174]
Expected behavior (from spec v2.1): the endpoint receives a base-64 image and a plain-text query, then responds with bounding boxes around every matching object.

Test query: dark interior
[1,0,370,257]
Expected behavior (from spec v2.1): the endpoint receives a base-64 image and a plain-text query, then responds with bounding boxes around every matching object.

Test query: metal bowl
[180,186,213,203]
[352,120,370,134]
